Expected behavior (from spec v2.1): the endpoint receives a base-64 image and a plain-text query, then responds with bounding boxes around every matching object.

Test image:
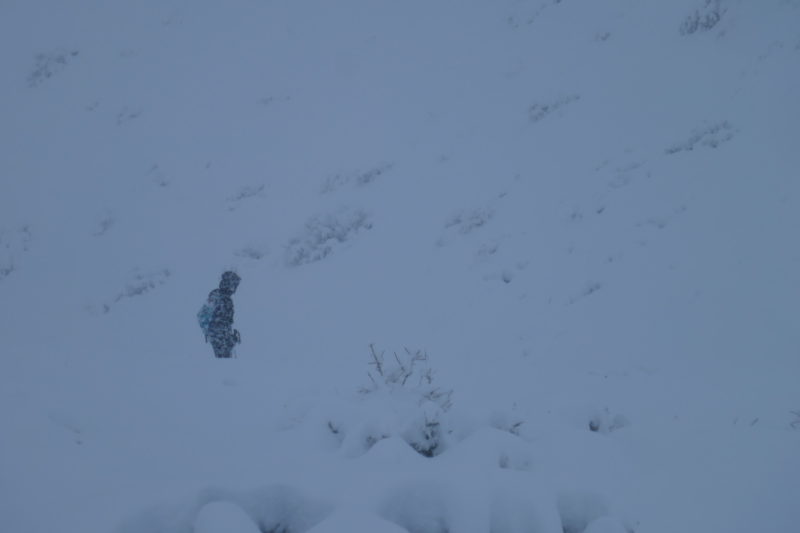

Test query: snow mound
[194,501,260,533]
[120,485,332,533]
[308,509,409,533]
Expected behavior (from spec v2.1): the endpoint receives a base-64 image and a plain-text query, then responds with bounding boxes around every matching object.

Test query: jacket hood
[219,271,240,293]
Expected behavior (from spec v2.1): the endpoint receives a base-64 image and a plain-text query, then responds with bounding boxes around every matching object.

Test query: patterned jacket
[207,288,235,341]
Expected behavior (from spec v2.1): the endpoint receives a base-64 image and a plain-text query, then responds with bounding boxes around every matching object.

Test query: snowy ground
[1,1,799,532]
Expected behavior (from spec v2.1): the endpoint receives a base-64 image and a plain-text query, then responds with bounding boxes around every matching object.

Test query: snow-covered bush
[680,0,725,36]
[321,163,393,193]
[528,94,580,123]
[443,208,494,236]
[227,183,266,211]
[310,347,536,465]
[436,207,494,247]
[285,208,372,266]
[27,50,79,88]
[235,244,269,260]
[359,345,453,457]
[588,408,629,434]
[665,121,734,154]
[97,268,171,313]
[359,345,453,411]
[328,346,454,457]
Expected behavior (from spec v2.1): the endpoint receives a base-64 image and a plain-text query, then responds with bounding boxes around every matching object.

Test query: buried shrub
[330,345,454,457]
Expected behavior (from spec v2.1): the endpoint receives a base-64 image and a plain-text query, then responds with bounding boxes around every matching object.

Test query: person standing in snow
[199,271,241,358]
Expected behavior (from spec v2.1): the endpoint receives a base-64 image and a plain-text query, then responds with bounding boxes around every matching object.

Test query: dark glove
[233,329,241,344]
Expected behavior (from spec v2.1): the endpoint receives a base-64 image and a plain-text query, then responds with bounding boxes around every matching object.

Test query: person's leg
[211,338,231,358]
[223,336,236,358]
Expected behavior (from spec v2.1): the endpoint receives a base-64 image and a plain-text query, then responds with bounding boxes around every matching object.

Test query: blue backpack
[197,291,220,339]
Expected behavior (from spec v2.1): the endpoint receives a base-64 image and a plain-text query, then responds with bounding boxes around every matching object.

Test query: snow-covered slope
[1,1,799,532]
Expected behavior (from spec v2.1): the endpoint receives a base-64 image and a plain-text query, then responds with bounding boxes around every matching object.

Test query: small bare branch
[368,343,385,377]
[361,345,453,411]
